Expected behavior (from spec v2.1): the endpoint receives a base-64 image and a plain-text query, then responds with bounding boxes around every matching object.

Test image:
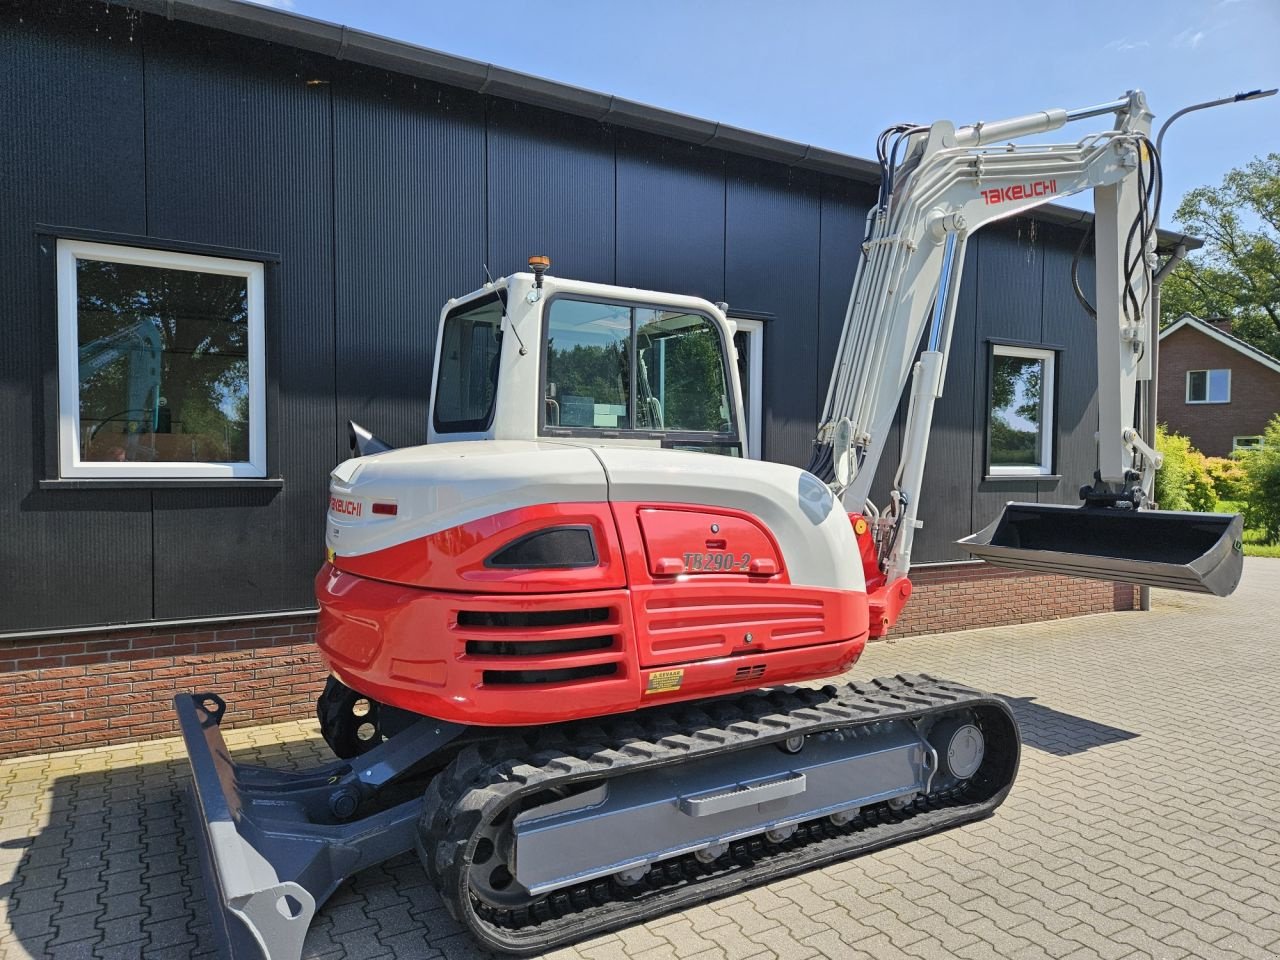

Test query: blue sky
[251,0,1277,219]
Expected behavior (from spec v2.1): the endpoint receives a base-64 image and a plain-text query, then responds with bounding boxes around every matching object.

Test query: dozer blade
[175,693,460,960]
[958,502,1244,596]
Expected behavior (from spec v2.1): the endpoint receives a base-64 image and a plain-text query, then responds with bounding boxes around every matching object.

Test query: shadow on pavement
[1,754,225,960]
[995,694,1139,756]
[0,736,477,960]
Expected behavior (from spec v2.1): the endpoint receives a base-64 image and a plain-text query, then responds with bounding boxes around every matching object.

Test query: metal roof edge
[107,0,1200,249]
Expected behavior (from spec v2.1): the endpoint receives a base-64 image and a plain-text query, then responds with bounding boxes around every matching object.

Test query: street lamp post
[1155,89,1277,157]
[1140,88,1276,611]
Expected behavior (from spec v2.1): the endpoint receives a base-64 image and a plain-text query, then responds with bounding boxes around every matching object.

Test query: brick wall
[0,569,1139,760]
[892,564,1138,637]
[0,617,327,759]
[1158,325,1280,457]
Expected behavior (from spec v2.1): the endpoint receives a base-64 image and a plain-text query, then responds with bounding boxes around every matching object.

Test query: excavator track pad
[417,674,1020,955]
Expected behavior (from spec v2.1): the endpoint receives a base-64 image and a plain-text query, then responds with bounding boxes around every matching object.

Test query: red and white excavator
[177,90,1243,960]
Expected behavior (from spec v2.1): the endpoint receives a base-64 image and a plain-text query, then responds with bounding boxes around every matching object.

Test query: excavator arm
[811,91,1241,595]
[77,319,164,457]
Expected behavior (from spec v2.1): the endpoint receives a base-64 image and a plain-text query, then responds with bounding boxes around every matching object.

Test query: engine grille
[482,663,619,686]
[458,608,610,628]
[458,604,625,688]
[466,635,614,657]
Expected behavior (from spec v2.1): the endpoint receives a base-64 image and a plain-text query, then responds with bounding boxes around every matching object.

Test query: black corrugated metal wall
[0,3,1097,632]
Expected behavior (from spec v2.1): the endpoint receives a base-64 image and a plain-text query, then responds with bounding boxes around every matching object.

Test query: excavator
[77,319,163,461]
[176,90,1244,960]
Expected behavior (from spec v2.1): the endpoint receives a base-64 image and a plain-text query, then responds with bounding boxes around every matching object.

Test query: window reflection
[76,259,249,464]
[635,310,731,433]
[545,299,630,428]
[434,293,505,432]
[988,346,1054,475]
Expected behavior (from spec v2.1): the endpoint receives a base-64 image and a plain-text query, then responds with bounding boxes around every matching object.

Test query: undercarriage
[179,674,1019,959]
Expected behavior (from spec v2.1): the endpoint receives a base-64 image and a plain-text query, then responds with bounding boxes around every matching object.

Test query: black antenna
[483,264,528,356]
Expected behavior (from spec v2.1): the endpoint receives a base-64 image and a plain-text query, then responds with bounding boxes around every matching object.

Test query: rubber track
[416,674,1020,955]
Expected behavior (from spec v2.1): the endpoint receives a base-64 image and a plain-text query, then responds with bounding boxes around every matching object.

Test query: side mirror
[348,421,394,457]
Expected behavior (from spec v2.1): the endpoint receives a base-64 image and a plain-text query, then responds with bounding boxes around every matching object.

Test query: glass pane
[1208,369,1230,402]
[733,330,751,437]
[990,354,1045,468]
[434,293,505,432]
[76,258,249,464]
[545,299,630,429]
[635,310,731,433]
[1188,370,1207,401]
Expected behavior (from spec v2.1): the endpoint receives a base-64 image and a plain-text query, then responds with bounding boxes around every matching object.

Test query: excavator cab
[427,264,749,457]
[960,502,1244,597]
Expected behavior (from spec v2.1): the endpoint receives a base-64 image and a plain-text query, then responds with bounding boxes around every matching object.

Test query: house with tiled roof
[1158,313,1280,456]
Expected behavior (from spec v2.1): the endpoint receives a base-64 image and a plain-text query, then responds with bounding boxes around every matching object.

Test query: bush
[1184,450,1218,512]
[1154,426,1216,512]
[1205,456,1248,502]
[1240,415,1280,543]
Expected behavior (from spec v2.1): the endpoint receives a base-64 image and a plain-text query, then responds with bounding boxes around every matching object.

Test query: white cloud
[1104,38,1150,52]
[244,0,297,9]
[1172,27,1206,48]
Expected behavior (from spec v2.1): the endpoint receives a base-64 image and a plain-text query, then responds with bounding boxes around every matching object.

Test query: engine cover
[317,441,870,726]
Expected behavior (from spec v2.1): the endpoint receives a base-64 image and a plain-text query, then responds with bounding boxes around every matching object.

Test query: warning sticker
[645,669,684,695]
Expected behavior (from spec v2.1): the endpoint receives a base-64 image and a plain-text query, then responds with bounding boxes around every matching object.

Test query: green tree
[990,357,1042,423]
[1161,154,1280,357]
[1205,455,1248,502]
[644,326,726,432]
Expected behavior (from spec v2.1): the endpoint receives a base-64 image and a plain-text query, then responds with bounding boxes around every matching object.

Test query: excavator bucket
[959,503,1244,597]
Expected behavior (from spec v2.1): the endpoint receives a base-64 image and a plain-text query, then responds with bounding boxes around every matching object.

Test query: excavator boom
[810,90,1241,594]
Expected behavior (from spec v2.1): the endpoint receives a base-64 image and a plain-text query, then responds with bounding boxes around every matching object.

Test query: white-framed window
[56,239,266,479]
[1186,368,1230,404]
[988,343,1055,476]
[730,317,765,459]
[1233,435,1263,451]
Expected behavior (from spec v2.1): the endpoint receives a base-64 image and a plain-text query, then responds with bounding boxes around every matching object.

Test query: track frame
[419,674,1020,954]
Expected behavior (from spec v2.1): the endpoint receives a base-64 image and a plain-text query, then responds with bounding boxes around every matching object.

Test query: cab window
[542,296,737,452]
[544,299,630,429]
[434,292,505,433]
[635,310,732,433]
